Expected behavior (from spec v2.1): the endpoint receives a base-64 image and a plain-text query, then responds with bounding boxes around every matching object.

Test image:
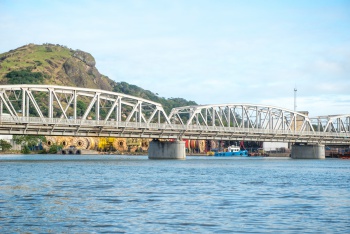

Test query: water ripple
[0,155,349,233]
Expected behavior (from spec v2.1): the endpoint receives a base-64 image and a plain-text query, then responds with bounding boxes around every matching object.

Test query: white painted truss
[169,104,350,144]
[0,85,172,137]
[169,104,313,132]
[0,85,349,144]
[0,85,170,123]
[310,115,350,133]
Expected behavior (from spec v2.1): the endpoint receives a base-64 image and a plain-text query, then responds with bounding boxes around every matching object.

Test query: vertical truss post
[337,118,340,132]
[115,99,118,122]
[205,109,208,125]
[241,106,244,128]
[48,88,53,118]
[95,93,100,121]
[25,94,29,117]
[227,107,230,127]
[212,108,215,127]
[73,90,77,120]
[117,97,121,122]
[139,102,142,123]
[158,110,160,125]
[245,107,250,130]
[22,88,26,117]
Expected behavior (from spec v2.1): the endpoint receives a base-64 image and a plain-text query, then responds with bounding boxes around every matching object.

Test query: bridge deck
[0,117,348,144]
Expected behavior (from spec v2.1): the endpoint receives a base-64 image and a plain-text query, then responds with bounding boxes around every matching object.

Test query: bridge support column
[148,140,186,160]
[291,144,325,159]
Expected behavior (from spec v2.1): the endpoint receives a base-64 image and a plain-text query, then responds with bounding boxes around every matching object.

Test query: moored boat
[214,145,249,157]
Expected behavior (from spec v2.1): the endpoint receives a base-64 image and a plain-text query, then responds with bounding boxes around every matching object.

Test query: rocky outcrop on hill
[73,50,96,67]
[0,43,114,91]
[63,51,112,91]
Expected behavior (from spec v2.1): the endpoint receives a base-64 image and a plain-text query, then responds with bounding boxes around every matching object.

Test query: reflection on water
[0,155,349,233]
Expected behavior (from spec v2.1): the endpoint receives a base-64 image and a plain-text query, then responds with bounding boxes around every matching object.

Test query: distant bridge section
[0,85,349,145]
[169,104,350,144]
[310,115,350,134]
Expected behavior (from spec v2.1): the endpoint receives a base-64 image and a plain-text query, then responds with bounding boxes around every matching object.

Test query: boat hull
[215,150,249,157]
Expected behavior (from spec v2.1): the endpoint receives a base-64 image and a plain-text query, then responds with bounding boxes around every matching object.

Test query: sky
[0,0,349,117]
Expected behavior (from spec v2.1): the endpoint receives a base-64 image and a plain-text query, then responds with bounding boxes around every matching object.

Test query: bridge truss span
[310,115,350,133]
[169,103,313,131]
[169,104,350,144]
[0,85,172,137]
[0,85,349,144]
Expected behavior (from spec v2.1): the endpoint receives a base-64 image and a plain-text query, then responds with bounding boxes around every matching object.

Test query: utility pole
[294,87,297,112]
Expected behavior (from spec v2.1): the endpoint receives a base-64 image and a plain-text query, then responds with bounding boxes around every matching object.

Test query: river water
[0,155,349,233]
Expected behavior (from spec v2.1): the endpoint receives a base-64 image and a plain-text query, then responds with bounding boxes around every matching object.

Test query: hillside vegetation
[0,43,196,113]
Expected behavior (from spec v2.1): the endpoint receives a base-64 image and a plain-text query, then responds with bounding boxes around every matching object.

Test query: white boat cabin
[227,145,240,152]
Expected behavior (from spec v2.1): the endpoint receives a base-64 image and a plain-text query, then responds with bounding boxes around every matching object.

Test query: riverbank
[268,152,290,157]
[0,150,22,155]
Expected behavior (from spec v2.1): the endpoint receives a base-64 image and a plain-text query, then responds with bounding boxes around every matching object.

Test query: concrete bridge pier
[291,144,325,159]
[148,139,186,160]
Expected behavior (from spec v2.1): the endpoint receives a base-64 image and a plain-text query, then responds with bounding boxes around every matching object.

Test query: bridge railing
[179,124,349,138]
[1,116,349,140]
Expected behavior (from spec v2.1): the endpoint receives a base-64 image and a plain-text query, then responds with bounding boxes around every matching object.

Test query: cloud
[261,95,350,117]
[0,0,349,117]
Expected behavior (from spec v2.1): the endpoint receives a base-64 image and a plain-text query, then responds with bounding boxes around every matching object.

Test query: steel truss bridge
[0,85,349,144]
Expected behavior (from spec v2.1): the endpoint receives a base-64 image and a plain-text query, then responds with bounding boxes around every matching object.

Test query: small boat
[214,145,249,157]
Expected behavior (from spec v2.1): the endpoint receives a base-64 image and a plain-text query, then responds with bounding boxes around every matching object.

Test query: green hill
[0,43,114,90]
[0,43,196,113]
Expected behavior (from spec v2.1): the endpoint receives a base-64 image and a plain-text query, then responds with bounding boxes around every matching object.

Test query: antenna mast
[294,87,297,112]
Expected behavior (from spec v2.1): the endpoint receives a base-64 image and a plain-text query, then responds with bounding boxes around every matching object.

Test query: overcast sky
[1,0,349,117]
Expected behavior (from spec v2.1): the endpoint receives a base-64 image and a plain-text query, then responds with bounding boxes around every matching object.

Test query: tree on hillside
[77,100,87,117]
[5,69,45,84]
[113,81,197,114]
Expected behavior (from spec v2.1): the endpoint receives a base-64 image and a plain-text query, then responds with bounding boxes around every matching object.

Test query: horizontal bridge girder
[0,116,349,144]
